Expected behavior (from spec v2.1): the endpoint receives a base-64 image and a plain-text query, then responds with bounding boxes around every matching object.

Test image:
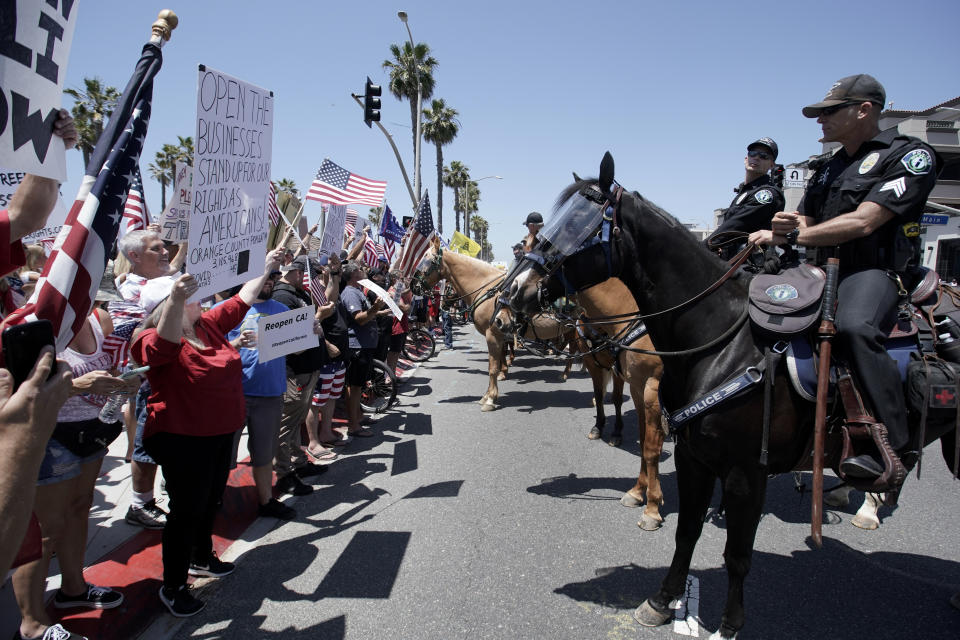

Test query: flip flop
[306,446,337,461]
[347,428,375,438]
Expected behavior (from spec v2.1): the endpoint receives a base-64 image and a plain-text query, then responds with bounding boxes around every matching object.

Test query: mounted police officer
[708,137,785,259]
[750,74,939,480]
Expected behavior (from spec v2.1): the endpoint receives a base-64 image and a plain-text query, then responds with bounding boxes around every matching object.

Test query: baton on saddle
[812,257,839,548]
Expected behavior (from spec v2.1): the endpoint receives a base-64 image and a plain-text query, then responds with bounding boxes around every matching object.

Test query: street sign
[783,167,806,189]
[921,214,949,225]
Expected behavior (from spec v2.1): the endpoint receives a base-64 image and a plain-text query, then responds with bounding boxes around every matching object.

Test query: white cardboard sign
[159,161,192,242]
[0,166,67,242]
[256,304,316,363]
[0,0,79,181]
[188,66,273,300]
[319,203,346,257]
[359,278,402,320]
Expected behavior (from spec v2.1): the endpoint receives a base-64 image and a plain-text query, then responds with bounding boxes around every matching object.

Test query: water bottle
[98,394,125,424]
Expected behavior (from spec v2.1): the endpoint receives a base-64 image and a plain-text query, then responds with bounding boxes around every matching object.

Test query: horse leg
[608,375,626,448]
[636,443,716,627]
[585,358,606,440]
[480,333,501,411]
[851,491,883,530]
[498,343,508,381]
[715,465,769,638]
[823,484,854,508]
[637,378,665,530]
[621,384,648,508]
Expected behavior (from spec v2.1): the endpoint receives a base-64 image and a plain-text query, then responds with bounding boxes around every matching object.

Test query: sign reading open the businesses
[256,305,316,363]
[188,65,273,300]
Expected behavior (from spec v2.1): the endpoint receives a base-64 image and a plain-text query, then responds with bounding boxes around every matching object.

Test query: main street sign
[921,214,949,225]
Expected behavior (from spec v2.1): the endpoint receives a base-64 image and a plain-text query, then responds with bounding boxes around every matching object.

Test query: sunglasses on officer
[818,102,858,117]
[747,149,772,160]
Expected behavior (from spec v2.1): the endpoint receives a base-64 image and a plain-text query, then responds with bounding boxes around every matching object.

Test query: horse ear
[572,171,581,182]
[599,152,614,193]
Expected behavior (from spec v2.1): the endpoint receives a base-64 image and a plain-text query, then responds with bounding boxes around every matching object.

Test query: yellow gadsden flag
[449,231,481,257]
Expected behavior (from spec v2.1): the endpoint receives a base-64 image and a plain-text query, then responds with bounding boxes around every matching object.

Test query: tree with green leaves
[367,206,384,230]
[470,214,492,261]
[421,99,459,236]
[147,144,179,211]
[462,180,480,241]
[382,41,438,195]
[63,77,120,167]
[276,178,299,198]
[442,161,469,233]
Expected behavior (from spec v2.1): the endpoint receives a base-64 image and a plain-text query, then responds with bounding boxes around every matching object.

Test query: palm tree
[382,41,438,194]
[172,136,193,190]
[63,77,120,167]
[421,99,459,235]
[276,178,299,198]
[462,180,480,241]
[367,206,384,230]
[470,215,491,260]
[148,144,179,210]
[442,161,469,233]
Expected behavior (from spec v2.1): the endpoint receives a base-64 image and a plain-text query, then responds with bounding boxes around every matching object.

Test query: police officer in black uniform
[708,137,785,259]
[750,74,938,480]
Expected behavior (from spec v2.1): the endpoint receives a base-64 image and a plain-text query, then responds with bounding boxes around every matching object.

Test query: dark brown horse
[508,153,958,638]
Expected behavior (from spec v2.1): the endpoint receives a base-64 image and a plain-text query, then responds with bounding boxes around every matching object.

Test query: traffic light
[363,77,381,128]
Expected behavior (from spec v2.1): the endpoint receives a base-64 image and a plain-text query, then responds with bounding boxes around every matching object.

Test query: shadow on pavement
[527,473,673,503]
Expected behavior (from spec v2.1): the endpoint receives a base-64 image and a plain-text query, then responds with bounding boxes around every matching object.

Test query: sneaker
[276,473,314,496]
[125,499,167,530]
[258,498,296,520]
[158,585,205,617]
[53,584,123,610]
[188,552,235,578]
[18,624,88,640]
[295,462,328,478]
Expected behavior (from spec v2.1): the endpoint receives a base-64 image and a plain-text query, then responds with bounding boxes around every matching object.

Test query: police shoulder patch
[765,283,798,303]
[754,189,773,204]
[858,152,880,174]
[901,149,933,175]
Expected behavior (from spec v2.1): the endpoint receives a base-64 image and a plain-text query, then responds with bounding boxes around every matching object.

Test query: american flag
[103,317,141,369]
[344,208,358,238]
[267,181,281,226]
[4,42,162,351]
[383,238,397,264]
[119,167,149,239]
[302,268,328,306]
[397,191,435,278]
[305,159,386,207]
[363,236,379,267]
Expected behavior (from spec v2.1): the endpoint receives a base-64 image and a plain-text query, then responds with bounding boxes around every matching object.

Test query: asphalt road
[154,325,960,640]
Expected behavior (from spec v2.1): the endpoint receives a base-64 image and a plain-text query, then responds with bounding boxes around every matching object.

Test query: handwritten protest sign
[0,0,79,181]
[257,304,316,362]
[359,278,402,320]
[158,161,192,242]
[319,203,346,258]
[0,167,67,242]
[188,66,273,300]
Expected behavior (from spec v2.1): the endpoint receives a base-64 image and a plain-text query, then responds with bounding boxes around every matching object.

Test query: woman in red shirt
[130,248,289,618]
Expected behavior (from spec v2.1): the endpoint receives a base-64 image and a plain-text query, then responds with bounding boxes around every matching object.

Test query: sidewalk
[0,352,426,640]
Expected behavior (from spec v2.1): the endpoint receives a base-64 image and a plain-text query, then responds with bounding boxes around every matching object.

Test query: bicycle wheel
[360,360,397,414]
[402,328,436,362]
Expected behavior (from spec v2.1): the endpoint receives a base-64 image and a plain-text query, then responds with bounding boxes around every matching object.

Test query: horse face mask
[538,185,608,260]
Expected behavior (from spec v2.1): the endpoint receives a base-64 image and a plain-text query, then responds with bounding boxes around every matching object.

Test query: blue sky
[60,0,959,261]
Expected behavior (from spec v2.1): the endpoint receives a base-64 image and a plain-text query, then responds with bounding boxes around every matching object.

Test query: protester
[386,273,413,373]
[225,268,299,520]
[12,309,141,640]
[0,349,73,578]
[271,255,334,496]
[341,262,386,436]
[130,248,287,617]
[114,229,174,530]
[439,284,455,350]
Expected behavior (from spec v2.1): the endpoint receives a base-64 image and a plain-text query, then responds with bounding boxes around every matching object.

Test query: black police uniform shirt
[799,128,937,275]
[710,175,785,259]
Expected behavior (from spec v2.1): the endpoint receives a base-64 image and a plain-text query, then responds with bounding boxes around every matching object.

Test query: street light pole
[398,11,422,211]
[465,175,501,242]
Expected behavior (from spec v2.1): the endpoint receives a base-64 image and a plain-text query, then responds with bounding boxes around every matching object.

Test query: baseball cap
[280,255,309,274]
[802,74,886,118]
[316,254,329,267]
[747,137,778,161]
[524,212,543,226]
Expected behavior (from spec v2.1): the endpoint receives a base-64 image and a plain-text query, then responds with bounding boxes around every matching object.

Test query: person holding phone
[11,309,142,640]
[130,249,286,618]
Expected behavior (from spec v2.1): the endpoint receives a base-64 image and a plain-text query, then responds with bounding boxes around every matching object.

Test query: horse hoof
[851,513,879,530]
[633,600,672,627]
[480,402,496,412]
[497,373,506,381]
[620,491,642,508]
[587,428,602,440]
[708,629,738,640]
[638,513,663,531]
[607,436,622,448]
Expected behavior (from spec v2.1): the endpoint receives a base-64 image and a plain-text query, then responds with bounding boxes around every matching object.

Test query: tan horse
[420,240,568,412]
[568,278,667,530]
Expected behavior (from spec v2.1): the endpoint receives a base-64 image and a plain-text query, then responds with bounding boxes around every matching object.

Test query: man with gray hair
[115,228,176,529]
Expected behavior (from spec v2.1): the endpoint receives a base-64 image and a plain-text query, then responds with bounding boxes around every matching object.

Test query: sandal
[306,446,337,461]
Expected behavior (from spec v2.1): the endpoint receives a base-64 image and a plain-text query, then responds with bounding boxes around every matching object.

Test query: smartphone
[2,319,57,390]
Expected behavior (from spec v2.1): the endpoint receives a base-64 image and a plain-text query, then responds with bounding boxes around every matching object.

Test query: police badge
[901,149,933,175]
[754,190,773,204]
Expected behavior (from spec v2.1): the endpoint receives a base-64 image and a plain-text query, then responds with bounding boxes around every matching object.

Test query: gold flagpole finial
[152,10,178,42]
